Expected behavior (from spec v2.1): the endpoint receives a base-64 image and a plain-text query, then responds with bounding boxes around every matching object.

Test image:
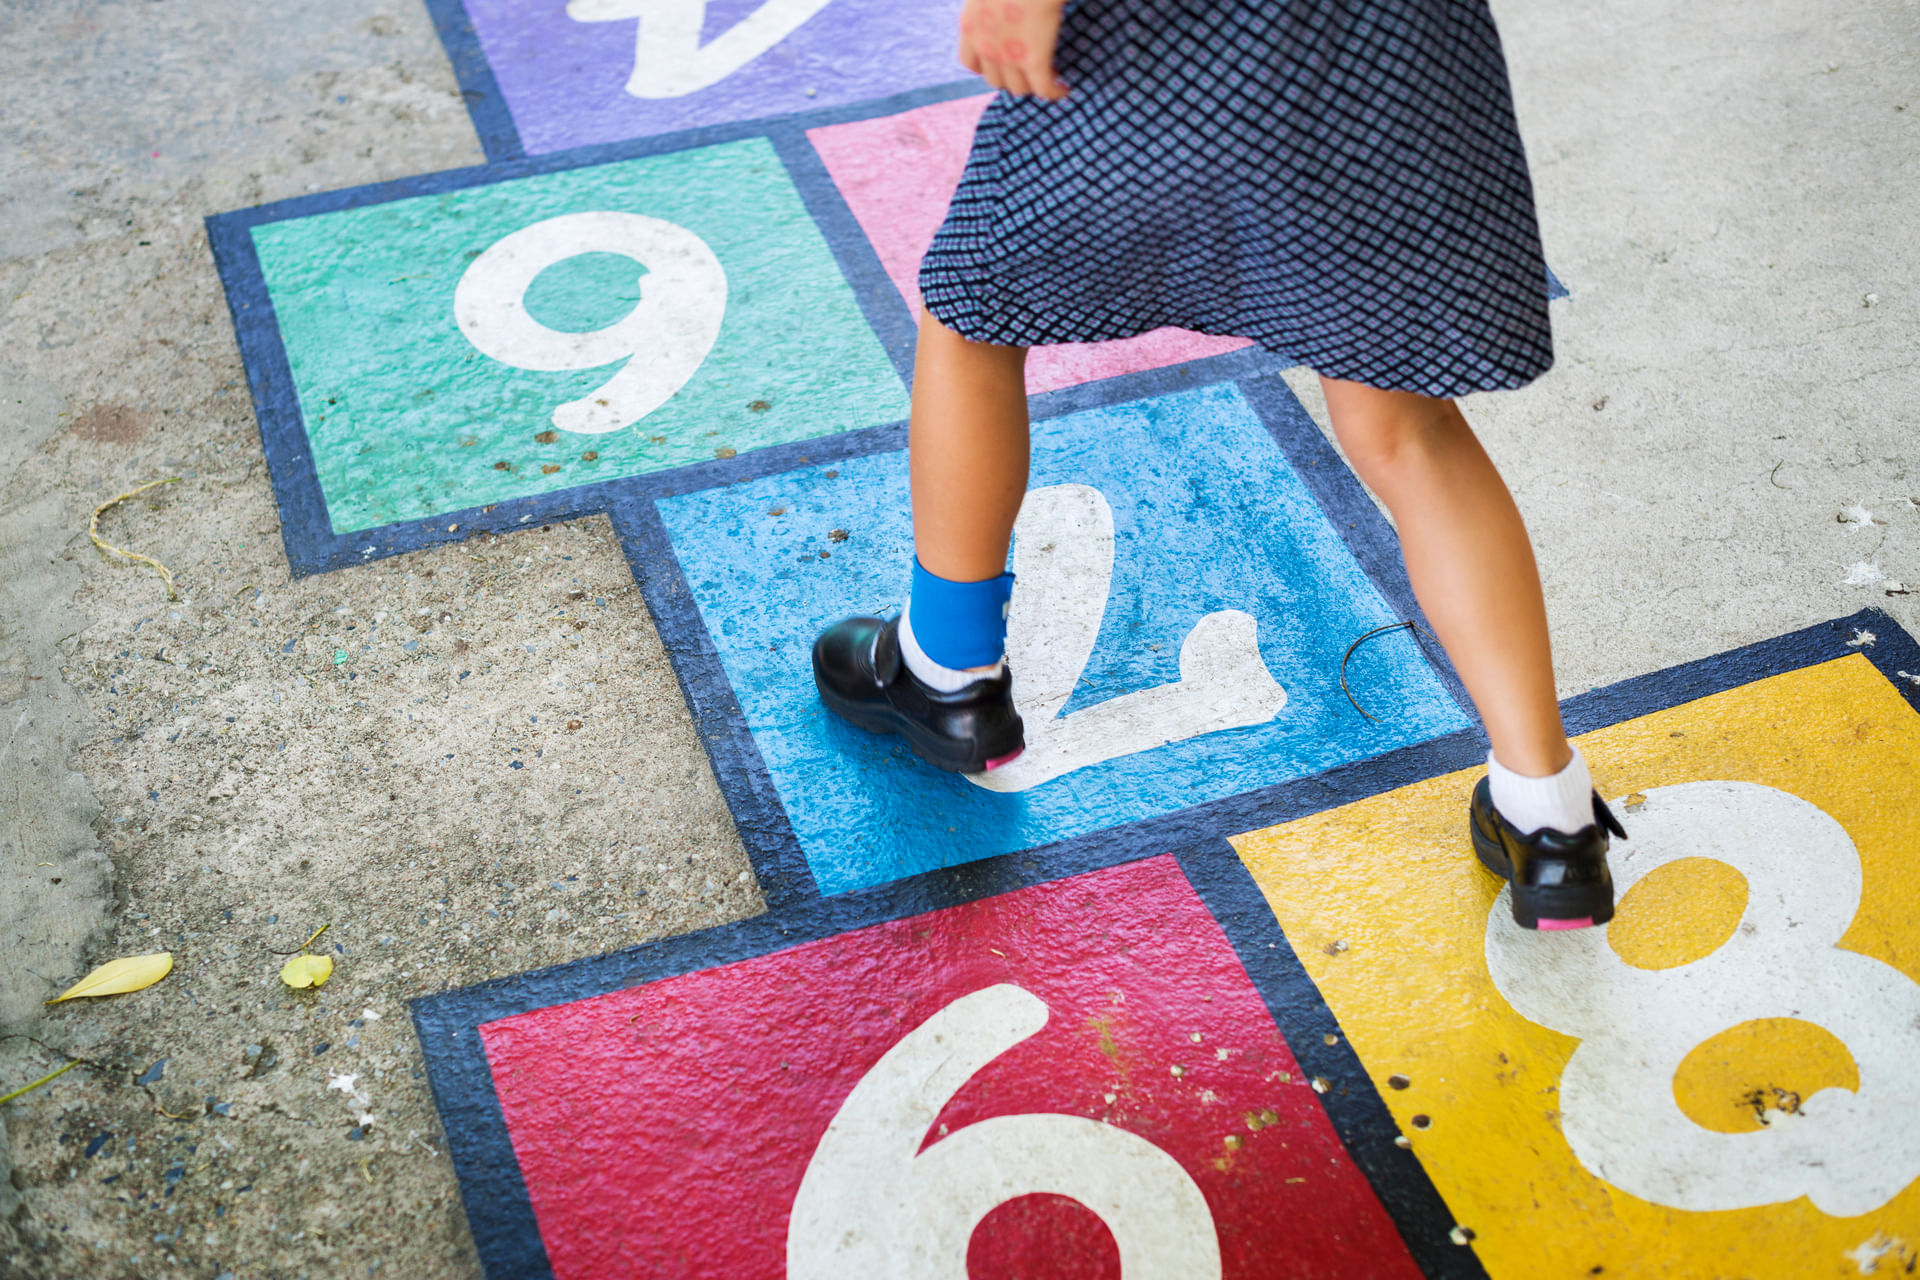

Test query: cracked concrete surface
[0,0,1914,1275]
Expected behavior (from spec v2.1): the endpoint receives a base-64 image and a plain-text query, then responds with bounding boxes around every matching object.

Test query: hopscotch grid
[224,7,1851,1268]
[410,607,1919,1280]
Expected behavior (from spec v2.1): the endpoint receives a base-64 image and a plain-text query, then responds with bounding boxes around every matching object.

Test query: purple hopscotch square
[461,0,970,155]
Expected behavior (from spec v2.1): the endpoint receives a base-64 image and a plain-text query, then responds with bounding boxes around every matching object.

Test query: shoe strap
[872,616,902,684]
[1592,792,1628,840]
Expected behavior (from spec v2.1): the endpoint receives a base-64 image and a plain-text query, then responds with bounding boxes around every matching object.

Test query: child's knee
[1336,401,1470,483]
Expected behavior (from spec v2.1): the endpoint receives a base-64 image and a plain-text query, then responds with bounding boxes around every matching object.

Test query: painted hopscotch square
[646,378,1472,896]
[433,0,969,158]
[424,855,1430,1279]
[242,137,906,541]
[807,94,1257,393]
[1229,616,1920,1280]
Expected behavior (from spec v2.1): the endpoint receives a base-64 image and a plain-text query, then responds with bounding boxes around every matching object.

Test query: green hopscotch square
[251,139,908,536]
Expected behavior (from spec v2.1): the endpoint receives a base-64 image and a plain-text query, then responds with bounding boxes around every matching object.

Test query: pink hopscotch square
[808,96,1254,395]
[479,857,1419,1279]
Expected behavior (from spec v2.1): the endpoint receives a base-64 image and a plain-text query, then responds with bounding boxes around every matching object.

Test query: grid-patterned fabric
[919,0,1554,397]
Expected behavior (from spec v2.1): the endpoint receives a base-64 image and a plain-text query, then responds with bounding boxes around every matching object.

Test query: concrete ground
[0,0,1913,1276]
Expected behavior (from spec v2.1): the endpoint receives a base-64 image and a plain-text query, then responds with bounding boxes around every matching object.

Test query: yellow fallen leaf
[280,954,333,990]
[46,953,173,1004]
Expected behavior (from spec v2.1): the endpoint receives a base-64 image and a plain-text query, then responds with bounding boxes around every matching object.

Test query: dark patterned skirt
[918,0,1554,397]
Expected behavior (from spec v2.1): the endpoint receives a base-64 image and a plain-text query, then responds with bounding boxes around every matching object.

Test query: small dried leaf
[47,953,173,1004]
[280,954,333,990]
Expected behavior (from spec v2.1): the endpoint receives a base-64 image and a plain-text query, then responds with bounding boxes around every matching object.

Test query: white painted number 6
[453,211,726,435]
[787,984,1223,1278]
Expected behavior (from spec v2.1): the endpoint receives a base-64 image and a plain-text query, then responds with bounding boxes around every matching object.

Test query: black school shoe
[812,615,1025,774]
[1470,777,1628,930]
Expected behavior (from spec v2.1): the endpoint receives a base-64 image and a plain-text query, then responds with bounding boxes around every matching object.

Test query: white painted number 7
[787,984,1223,1278]
[969,485,1287,792]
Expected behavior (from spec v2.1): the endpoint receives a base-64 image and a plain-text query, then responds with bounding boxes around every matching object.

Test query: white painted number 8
[453,211,727,434]
[787,984,1222,1278]
[1487,780,1920,1216]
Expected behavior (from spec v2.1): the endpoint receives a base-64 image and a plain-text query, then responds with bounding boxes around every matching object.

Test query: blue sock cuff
[909,558,1014,669]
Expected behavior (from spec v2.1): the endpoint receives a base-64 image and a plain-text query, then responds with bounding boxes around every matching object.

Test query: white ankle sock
[898,607,1004,693]
[1487,746,1594,836]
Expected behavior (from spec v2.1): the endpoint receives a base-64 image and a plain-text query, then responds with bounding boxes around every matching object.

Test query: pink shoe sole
[1536,916,1595,931]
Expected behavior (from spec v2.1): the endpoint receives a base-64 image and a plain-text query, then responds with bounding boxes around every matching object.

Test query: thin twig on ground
[1340,619,1436,723]
[0,1058,82,1107]
[88,476,182,600]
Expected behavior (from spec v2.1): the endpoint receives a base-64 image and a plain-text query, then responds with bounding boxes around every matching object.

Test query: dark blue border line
[412,608,1917,1280]
[1177,844,1488,1280]
[610,365,1471,909]
[422,0,525,162]
[765,121,925,384]
[610,492,823,903]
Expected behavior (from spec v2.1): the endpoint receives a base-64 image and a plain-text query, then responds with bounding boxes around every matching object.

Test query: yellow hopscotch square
[1231,654,1920,1279]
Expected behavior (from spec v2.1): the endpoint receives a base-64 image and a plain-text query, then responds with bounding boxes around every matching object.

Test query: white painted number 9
[1486,780,1920,1217]
[453,211,726,435]
[787,984,1223,1278]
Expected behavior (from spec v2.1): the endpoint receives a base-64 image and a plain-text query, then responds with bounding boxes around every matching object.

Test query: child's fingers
[1000,63,1035,98]
[1030,63,1067,101]
[957,32,983,75]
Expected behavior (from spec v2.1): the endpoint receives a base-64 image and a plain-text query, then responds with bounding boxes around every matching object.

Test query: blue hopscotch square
[656,381,1472,894]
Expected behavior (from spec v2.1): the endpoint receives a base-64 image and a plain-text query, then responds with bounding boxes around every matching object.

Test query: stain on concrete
[66,402,147,445]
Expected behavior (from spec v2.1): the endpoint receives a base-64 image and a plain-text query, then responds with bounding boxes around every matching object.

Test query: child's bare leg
[909,311,1030,583]
[808,312,1029,774]
[1318,376,1570,777]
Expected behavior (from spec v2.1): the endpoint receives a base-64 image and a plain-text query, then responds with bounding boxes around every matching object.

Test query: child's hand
[958,0,1068,101]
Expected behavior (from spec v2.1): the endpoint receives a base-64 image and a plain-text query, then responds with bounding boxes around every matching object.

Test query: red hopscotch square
[480,856,1420,1278]
[807,96,1254,395]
